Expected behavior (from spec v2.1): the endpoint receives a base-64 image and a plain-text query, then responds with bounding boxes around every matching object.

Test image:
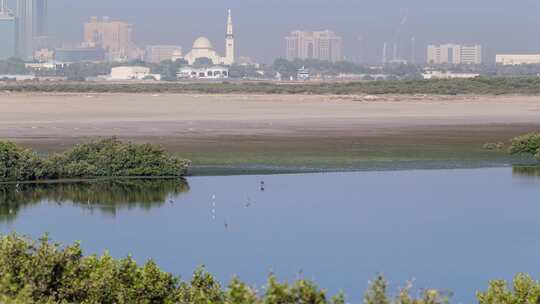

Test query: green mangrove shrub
[3,233,539,304]
[477,273,540,304]
[0,142,43,182]
[509,133,540,161]
[0,138,190,182]
[363,274,451,304]
[0,233,455,304]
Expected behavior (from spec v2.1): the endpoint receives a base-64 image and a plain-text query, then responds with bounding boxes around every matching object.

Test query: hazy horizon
[7,0,540,63]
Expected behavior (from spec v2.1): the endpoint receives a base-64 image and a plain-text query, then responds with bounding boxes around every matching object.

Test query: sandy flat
[0,93,539,140]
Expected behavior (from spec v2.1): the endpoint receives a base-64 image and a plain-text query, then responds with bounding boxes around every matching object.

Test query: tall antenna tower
[382,42,387,64]
[393,43,398,61]
[357,35,364,63]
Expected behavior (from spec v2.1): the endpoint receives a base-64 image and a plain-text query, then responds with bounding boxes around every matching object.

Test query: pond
[1,167,540,303]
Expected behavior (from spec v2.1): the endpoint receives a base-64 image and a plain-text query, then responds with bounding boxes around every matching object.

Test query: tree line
[3,77,540,95]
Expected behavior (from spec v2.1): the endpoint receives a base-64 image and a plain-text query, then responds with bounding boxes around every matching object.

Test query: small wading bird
[211,194,217,219]
[245,196,253,208]
[260,181,265,191]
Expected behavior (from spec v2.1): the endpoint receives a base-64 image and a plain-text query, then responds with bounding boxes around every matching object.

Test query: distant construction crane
[411,36,416,64]
[357,35,364,63]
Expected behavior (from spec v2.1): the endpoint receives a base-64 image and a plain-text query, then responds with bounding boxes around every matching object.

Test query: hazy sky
[16,0,540,63]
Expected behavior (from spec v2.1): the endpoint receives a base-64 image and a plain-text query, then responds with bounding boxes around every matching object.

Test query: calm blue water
[1,168,540,303]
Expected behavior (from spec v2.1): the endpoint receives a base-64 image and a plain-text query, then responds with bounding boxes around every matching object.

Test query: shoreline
[1,93,539,173]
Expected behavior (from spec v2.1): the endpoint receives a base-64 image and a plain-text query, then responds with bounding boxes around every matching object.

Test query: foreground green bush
[509,133,540,161]
[363,274,450,304]
[0,234,342,303]
[2,233,538,304]
[0,234,451,304]
[0,138,190,182]
[477,273,540,304]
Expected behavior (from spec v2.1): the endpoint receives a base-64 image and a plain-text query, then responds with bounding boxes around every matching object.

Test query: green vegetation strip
[0,233,537,303]
[0,138,190,182]
[509,133,540,160]
[3,77,540,95]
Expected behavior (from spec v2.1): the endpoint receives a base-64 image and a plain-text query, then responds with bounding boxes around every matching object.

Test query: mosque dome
[193,37,213,50]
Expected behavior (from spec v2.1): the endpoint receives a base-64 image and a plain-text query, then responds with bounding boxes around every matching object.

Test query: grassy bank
[16,124,539,175]
[2,77,540,95]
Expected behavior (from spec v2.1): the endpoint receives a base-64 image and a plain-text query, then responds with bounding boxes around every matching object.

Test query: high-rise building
[145,45,182,63]
[17,0,33,58]
[33,0,46,37]
[15,0,47,59]
[0,1,17,59]
[286,30,343,62]
[84,16,134,61]
[427,44,482,65]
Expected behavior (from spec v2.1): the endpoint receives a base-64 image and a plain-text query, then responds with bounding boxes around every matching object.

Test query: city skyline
[34,0,540,63]
[1,0,540,64]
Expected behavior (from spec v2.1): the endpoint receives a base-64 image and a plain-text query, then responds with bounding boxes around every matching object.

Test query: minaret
[225,9,235,65]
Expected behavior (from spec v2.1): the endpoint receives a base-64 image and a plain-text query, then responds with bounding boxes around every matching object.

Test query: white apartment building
[427,44,482,65]
[496,54,540,65]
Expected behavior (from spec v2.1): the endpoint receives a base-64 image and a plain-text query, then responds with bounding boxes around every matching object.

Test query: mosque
[183,9,235,66]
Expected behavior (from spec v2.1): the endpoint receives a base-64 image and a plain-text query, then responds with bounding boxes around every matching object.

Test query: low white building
[0,74,36,81]
[496,54,540,66]
[296,66,310,81]
[109,66,159,80]
[25,62,59,71]
[422,70,479,80]
[177,66,229,79]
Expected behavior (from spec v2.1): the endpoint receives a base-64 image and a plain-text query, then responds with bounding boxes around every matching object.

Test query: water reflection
[513,166,540,179]
[0,178,189,222]
[1,168,540,303]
